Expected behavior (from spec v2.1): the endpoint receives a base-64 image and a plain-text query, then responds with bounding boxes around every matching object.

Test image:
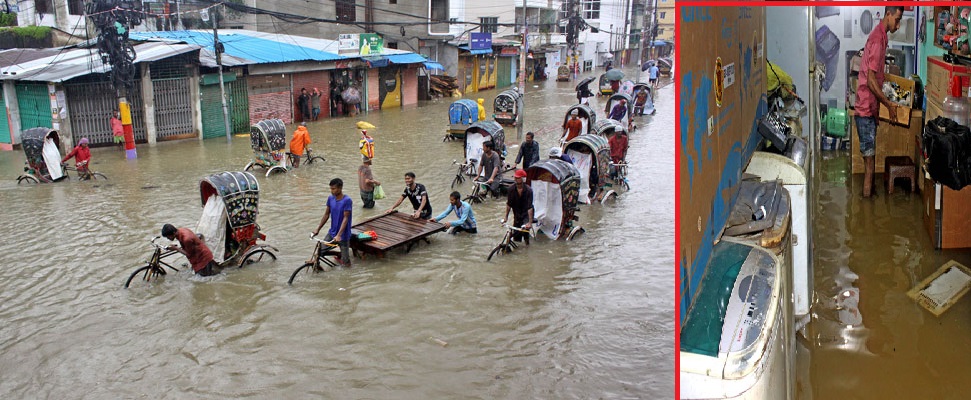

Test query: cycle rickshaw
[451,120,506,188]
[604,92,636,132]
[593,118,627,138]
[525,159,584,241]
[556,65,571,82]
[445,99,480,141]
[17,127,66,184]
[493,89,524,127]
[631,82,655,116]
[244,119,289,177]
[562,104,598,136]
[124,171,278,287]
[598,73,614,96]
[565,134,618,204]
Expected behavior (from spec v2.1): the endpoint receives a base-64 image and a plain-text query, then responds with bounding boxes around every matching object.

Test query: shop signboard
[360,33,383,55]
[339,34,360,54]
[470,32,492,50]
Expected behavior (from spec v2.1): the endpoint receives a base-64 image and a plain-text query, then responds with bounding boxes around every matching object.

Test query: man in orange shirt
[561,109,584,143]
[290,122,311,167]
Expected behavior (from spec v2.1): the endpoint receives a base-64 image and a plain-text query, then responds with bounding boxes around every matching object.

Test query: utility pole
[636,0,650,83]
[176,0,183,30]
[516,0,527,139]
[213,8,232,143]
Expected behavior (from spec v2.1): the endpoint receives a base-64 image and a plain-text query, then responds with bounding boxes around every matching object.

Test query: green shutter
[16,83,52,130]
[497,58,511,89]
[0,90,9,144]
[229,77,249,134]
[200,84,226,139]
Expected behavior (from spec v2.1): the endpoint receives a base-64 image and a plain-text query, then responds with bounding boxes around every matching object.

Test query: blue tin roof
[129,31,346,64]
[386,53,427,64]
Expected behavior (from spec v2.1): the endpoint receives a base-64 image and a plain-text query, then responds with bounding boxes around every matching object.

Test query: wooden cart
[350,211,447,258]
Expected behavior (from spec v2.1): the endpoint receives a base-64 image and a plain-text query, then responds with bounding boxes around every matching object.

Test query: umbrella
[342,86,362,105]
[605,69,624,81]
[575,77,596,92]
[356,121,375,130]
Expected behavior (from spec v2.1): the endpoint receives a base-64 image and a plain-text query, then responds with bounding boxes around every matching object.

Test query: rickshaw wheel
[240,249,277,268]
[566,226,585,241]
[266,166,287,177]
[17,175,38,184]
[600,190,618,205]
[124,265,163,288]
[288,262,318,286]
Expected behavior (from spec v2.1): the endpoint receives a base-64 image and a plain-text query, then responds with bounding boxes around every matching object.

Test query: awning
[386,53,427,64]
[458,45,493,55]
[363,56,389,68]
[423,61,444,71]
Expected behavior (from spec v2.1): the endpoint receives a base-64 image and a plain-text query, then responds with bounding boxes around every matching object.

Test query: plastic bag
[373,184,385,200]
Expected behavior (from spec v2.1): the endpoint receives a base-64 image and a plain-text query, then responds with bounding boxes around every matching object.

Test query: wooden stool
[884,155,915,194]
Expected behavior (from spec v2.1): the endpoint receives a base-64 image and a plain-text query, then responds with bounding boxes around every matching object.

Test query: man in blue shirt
[430,191,478,234]
[648,61,660,90]
[312,178,354,266]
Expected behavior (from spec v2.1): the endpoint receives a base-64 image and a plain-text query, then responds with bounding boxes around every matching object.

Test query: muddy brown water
[0,71,673,398]
[802,151,971,399]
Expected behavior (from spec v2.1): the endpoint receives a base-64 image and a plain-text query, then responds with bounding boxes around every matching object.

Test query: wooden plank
[349,211,446,255]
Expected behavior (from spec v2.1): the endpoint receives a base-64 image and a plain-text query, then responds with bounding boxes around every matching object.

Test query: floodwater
[0,69,673,398]
[803,151,971,399]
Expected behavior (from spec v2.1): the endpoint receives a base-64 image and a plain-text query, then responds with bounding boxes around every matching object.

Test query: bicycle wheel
[125,265,160,288]
[487,245,504,261]
[288,262,317,286]
[17,175,38,184]
[91,172,108,180]
[240,249,277,268]
[308,155,325,164]
[451,173,463,189]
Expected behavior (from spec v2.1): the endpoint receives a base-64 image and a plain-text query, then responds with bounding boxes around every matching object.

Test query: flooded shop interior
[679,5,971,399]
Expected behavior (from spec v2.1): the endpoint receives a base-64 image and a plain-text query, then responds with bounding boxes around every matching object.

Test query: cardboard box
[678,6,766,314]
[849,109,922,174]
[877,73,915,127]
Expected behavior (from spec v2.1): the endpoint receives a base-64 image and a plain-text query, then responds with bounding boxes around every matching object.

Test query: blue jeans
[854,115,877,157]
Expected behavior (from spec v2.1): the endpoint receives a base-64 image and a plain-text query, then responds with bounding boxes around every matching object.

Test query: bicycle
[609,162,631,192]
[63,162,108,181]
[287,148,326,167]
[450,159,477,188]
[124,236,181,288]
[287,235,342,285]
[487,221,534,261]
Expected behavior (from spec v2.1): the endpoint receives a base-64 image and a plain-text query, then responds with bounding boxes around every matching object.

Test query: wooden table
[349,211,447,258]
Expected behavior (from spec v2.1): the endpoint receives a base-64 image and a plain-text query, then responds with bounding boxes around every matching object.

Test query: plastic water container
[943,79,970,127]
[824,108,847,138]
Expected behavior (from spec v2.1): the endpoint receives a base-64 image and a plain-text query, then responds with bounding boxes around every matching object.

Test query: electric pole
[213,7,232,143]
[516,0,527,139]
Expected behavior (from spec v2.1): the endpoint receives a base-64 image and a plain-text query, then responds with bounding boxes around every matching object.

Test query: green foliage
[0,13,16,27]
[6,26,52,40]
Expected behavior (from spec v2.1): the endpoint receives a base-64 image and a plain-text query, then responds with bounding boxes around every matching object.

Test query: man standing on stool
[855,6,902,198]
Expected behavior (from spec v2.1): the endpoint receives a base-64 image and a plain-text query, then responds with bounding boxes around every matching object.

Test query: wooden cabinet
[922,167,971,249]
[849,109,922,174]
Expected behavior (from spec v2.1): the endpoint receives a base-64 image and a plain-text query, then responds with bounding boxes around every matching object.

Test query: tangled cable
[86,0,142,92]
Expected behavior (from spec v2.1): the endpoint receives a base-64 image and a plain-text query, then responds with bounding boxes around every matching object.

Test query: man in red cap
[502,169,534,244]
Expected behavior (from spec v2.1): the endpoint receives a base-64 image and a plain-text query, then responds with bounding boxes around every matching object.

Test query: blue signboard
[470,32,492,50]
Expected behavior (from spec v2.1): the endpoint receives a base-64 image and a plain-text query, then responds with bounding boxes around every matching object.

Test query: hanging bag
[373,184,386,200]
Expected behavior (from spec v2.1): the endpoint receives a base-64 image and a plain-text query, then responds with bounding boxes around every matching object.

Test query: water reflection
[0,69,672,397]
[805,151,971,399]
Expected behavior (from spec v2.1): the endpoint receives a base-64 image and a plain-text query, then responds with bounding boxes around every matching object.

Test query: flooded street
[0,69,672,398]
[804,151,971,399]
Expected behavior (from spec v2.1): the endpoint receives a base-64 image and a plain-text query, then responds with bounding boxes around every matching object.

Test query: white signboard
[339,34,360,53]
